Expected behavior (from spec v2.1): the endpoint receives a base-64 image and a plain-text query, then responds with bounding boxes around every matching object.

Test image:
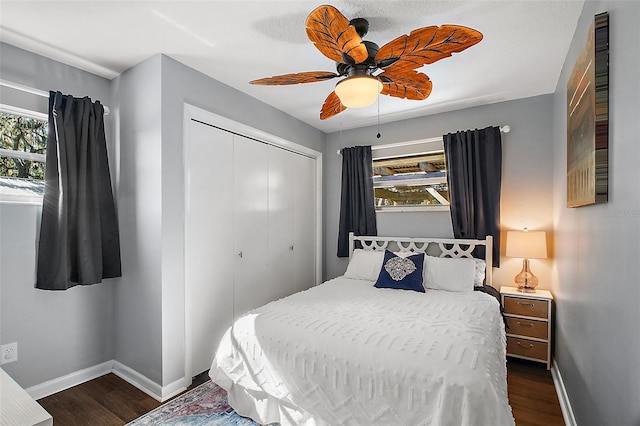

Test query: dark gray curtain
[444,126,502,266]
[36,91,121,290]
[337,145,377,257]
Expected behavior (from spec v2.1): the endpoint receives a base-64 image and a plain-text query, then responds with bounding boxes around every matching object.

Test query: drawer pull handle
[517,302,535,307]
[516,321,534,327]
[516,341,534,349]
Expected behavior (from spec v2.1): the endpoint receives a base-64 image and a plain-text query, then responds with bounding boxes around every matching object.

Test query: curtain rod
[0,79,110,116]
[336,125,511,155]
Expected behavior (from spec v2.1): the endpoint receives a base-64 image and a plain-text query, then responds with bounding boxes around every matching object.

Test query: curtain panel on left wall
[36,91,121,290]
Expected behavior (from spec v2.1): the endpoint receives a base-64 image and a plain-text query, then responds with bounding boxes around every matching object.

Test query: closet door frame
[182,104,323,384]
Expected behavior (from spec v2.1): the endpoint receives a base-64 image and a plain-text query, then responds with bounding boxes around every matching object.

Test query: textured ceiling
[0,1,584,133]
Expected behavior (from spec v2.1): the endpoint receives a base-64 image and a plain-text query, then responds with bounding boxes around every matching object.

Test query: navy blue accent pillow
[374,250,425,293]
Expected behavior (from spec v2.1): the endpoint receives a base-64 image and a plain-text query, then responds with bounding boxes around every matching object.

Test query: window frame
[372,138,450,213]
[0,104,48,204]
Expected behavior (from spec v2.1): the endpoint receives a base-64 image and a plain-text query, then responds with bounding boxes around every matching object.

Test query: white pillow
[344,249,385,281]
[423,255,476,292]
[393,251,415,258]
[474,258,486,286]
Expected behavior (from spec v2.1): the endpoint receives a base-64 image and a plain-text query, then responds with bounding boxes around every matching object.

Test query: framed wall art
[566,12,609,208]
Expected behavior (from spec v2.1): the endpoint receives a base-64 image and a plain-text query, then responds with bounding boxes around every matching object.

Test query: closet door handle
[289,245,294,251]
[238,251,243,258]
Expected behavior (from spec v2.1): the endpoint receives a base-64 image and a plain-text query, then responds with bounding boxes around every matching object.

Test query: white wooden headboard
[348,232,493,286]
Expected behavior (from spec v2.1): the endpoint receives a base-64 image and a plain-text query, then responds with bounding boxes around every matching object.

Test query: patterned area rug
[127,381,261,425]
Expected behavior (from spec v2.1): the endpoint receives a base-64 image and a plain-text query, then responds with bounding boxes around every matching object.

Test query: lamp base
[517,284,538,293]
[514,258,539,293]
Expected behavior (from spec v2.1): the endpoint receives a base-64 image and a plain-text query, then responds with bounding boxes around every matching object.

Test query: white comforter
[210,277,514,426]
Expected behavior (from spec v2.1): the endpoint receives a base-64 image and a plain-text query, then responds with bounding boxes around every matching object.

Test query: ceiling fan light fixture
[335,76,382,108]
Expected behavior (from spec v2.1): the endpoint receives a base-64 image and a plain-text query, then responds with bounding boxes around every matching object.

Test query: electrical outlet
[0,342,18,364]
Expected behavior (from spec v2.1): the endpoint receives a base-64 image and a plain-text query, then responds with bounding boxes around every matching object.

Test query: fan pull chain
[376,94,381,139]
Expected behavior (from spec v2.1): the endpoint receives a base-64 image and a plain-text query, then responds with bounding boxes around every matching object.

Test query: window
[0,108,47,202]
[373,139,449,211]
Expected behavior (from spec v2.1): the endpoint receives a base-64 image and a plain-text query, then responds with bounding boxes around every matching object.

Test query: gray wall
[323,95,555,288]
[110,55,164,384]
[0,43,115,388]
[551,1,640,424]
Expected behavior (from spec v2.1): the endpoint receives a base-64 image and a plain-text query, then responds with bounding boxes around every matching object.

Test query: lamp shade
[506,230,547,259]
[335,76,382,108]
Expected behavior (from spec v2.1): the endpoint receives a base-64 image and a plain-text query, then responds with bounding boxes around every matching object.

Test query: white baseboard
[551,359,577,426]
[161,376,188,401]
[111,361,187,402]
[25,360,187,403]
[111,360,164,401]
[26,360,114,400]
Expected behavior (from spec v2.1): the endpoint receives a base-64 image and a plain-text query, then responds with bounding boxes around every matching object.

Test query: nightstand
[500,286,553,369]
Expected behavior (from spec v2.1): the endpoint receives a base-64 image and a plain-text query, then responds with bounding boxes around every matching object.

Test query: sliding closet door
[293,153,317,293]
[185,121,235,377]
[233,135,269,317]
[267,146,296,300]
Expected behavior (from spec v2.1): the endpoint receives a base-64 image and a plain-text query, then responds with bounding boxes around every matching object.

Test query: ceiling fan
[250,5,483,120]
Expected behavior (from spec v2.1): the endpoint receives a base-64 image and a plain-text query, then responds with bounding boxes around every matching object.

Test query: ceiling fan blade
[306,5,368,64]
[250,71,339,85]
[379,70,433,100]
[375,25,483,73]
[320,91,347,120]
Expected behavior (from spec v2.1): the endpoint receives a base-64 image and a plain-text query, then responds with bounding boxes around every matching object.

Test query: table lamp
[506,228,547,292]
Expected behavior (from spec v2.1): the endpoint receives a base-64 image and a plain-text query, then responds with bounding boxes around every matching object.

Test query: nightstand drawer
[503,296,549,319]
[507,337,548,361]
[505,317,548,339]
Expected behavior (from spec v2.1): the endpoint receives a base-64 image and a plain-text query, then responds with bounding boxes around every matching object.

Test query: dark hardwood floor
[38,359,564,425]
[507,359,565,426]
[37,371,210,426]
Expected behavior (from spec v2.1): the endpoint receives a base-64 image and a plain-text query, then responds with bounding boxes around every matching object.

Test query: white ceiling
[0,1,584,133]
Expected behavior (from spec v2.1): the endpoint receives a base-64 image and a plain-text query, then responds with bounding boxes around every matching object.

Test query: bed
[210,233,514,426]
